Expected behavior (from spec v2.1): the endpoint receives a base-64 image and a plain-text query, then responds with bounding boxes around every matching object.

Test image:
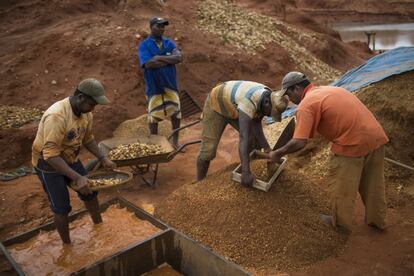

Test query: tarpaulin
[266,46,414,122]
[331,46,414,91]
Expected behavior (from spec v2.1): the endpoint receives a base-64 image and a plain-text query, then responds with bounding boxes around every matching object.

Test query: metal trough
[0,196,250,276]
[74,229,250,276]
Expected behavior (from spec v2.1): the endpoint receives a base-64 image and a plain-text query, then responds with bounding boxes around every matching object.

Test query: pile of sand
[156,165,347,273]
[197,0,341,82]
[289,71,414,198]
[357,71,414,197]
[263,117,292,148]
[0,106,43,129]
[112,115,173,138]
[357,70,414,165]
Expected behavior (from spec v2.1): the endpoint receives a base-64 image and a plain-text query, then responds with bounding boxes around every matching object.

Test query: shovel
[251,118,296,176]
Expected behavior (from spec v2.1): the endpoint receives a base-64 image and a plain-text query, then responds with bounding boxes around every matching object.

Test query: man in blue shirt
[138,17,183,149]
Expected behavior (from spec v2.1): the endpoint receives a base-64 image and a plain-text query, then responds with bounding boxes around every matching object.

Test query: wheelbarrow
[92,120,201,187]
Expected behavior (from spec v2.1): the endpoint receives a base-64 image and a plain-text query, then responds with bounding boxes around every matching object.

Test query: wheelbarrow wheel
[134,163,159,188]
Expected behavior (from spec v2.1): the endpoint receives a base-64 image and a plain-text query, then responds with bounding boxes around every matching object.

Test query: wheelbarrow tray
[99,135,175,167]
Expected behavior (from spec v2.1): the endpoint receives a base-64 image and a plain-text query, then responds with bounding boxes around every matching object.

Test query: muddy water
[143,263,183,276]
[8,204,161,275]
[332,22,414,50]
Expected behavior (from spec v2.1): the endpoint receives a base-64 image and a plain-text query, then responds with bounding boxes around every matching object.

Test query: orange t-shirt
[293,84,389,157]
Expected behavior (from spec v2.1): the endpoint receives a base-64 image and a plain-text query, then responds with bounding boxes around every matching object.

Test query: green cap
[77,78,110,105]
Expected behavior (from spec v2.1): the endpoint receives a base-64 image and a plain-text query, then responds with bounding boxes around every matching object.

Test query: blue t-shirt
[138,36,178,96]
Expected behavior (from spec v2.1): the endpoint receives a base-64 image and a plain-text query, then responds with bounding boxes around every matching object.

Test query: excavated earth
[156,165,348,274]
[0,0,366,169]
[155,70,414,274]
[291,71,414,199]
[0,0,413,275]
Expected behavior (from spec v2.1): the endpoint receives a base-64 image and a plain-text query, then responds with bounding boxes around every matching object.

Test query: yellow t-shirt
[32,97,94,166]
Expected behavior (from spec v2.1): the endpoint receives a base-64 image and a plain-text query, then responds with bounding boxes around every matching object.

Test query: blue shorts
[35,159,98,215]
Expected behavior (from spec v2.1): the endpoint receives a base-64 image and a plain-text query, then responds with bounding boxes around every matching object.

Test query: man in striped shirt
[197,80,288,187]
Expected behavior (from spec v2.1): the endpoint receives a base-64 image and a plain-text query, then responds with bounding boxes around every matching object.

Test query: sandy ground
[1,122,413,275]
[0,0,413,275]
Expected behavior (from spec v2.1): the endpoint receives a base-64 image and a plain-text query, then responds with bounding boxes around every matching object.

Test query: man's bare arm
[144,48,182,68]
[156,48,182,64]
[251,118,271,152]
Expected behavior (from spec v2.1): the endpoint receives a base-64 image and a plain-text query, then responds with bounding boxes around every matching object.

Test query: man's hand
[74,176,93,196]
[84,140,117,170]
[150,49,182,66]
[269,150,283,163]
[263,147,271,153]
[151,55,164,62]
[101,156,116,169]
[250,149,270,160]
[241,171,255,187]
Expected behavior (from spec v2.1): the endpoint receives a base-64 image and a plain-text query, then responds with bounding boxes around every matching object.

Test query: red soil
[0,0,413,275]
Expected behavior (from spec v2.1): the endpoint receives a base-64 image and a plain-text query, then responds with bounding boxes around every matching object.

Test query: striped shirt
[210,81,270,119]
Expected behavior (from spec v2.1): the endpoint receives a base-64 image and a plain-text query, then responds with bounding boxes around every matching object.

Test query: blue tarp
[331,46,414,91]
[266,105,297,123]
[266,46,414,123]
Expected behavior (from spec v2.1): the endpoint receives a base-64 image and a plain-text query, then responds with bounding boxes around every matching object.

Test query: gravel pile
[0,106,43,129]
[250,159,274,181]
[156,165,347,273]
[197,0,341,82]
[263,117,292,148]
[112,114,173,138]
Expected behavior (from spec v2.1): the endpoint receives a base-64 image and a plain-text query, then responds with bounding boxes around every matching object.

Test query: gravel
[197,0,341,82]
[0,105,43,129]
[156,165,347,274]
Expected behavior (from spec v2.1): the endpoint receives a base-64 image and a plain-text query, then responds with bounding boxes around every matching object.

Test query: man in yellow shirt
[32,78,116,244]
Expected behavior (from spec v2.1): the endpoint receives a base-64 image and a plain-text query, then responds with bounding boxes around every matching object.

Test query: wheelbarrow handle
[167,139,202,160]
[167,120,201,141]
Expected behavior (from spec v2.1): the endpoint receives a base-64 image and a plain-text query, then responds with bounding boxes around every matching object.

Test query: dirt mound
[197,0,342,82]
[0,123,37,169]
[357,70,414,165]
[347,40,373,59]
[234,0,358,55]
[0,0,367,167]
[156,165,347,274]
[295,0,414,22]
[0,106,43,129]
[297,0,390,12]
[286,72,414,202]
[113,114,173,138]
[357,71,414,197]
[263,117,292,148]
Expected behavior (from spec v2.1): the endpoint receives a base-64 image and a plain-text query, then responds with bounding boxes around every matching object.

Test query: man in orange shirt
[265,71,388,232]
